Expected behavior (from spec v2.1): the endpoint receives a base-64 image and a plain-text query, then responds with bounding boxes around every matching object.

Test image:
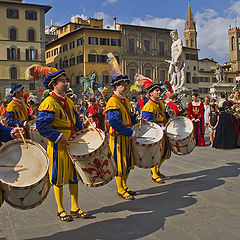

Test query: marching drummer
[141,83,171,183]
[36,70,90,222]
[106,75,137,200]
[5,85,33,130]
[0,124,24,207]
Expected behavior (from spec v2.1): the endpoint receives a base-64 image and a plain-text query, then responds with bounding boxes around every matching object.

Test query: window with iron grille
[99,55,108,63]
[25,10,37,20]
[88,54,97,62]
[111,39,121,46]
[63,44,68,52]
[159,41,164,56]
[69,57,75,66]
[77,55,83,64]
[7,8,19,19]
[88,37,98,45]
[70,41,75,49]
[63,59,68,68]
[144,40,150,54]
[100,38,109,45]
[129,39,134,53]
[77,38,83,46]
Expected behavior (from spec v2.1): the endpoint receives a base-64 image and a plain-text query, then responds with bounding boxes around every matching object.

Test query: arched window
[10,47,17,60]
[232,36,235,51]
[9,27,17,41]
[29,49,35,60]
[190,39,194,48]
[27,29,35,42]
[10,66,17,80]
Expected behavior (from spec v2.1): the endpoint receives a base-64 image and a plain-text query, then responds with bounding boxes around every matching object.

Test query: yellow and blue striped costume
[142,98,171,162]
[36,93,83,187]
[6,98,28,127]
[106,94,134,177]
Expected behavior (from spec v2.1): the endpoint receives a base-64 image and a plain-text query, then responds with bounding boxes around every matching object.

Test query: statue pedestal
[210,82,235,98]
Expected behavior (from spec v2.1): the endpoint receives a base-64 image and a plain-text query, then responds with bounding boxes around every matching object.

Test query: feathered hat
[107,53,130,86]
[10,84,24,96]
[25,64,58,81]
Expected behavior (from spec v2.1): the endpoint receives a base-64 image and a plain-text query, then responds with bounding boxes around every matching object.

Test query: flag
[135,73,154,88]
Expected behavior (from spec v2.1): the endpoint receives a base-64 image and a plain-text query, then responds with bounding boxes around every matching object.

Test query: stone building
[45,17,121,93]
[111,23,172,83]
[0,0,51,98]
[182,2,236,98]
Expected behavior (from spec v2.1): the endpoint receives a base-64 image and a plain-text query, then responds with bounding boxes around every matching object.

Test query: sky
[23,0,240,64]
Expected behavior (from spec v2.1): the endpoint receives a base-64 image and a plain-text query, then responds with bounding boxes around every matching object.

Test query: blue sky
[24,0,240,63]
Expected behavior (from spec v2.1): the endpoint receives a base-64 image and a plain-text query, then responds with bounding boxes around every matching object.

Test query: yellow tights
[53,184,80,215]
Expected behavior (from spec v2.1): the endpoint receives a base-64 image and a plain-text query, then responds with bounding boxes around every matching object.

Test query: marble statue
[214,64,226,83]
[166,30,185,92]
[79,71,100,92]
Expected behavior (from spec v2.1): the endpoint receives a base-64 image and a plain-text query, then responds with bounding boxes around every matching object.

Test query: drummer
[0,124,24,207]
[141,83,171,183]
[36,69,90,222]
[5,84,33,129]
[106,74,137,200]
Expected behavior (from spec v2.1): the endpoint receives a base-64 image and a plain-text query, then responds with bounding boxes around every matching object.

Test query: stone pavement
[0,142,240,240]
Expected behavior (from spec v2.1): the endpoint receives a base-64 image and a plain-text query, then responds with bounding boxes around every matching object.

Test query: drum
[29,120,48,149]
[0,139,50,210]
[165,116,196,155]
[68,128,117,187]
[132,122,164,168]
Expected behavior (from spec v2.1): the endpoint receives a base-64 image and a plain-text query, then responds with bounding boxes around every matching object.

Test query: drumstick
[68,141,90,144]
[137,136,155,140]
[139,110,143,133]
[0,164,23,167]
[84,116,103,140]
[16,124,28,149]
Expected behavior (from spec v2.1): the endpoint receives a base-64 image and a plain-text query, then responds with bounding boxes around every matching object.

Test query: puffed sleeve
[36,111,61,142]
[0,124,13,142]
[106,109,133,136]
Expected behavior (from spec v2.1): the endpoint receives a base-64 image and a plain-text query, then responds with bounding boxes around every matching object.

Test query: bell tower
[184,1,197,48]
[228,26,240,71]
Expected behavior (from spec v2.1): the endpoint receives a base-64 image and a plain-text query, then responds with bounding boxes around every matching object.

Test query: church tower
[228,26,240,71]
[184,1,197,48]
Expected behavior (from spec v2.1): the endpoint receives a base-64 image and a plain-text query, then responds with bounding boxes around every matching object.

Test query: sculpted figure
[214,64,225,83]
[167,30,185,92]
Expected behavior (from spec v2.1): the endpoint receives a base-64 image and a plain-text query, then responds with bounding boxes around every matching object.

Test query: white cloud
[102,0,117,6]
[70,14,88,22]
[94,12,112,27]
[129,5,238,64]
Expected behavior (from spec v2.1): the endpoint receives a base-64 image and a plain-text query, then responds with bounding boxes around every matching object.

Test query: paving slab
[0,142,239,240]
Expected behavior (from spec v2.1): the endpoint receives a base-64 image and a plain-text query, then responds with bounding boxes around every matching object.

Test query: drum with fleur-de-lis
[67,128,116,187]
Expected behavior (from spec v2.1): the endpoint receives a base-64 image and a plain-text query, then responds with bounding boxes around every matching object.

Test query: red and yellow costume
[188,101,205,146]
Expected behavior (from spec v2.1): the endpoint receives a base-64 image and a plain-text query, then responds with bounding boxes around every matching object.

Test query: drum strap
[49,95,77,132]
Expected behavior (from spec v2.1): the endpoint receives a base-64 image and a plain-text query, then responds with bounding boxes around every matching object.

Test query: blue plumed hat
[10,84,24,96]
[146,83,162,93]
[44,69,66,89]
[111,74,130,86]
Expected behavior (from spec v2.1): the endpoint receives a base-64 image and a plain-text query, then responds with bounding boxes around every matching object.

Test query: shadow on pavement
[30,162,240,240]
